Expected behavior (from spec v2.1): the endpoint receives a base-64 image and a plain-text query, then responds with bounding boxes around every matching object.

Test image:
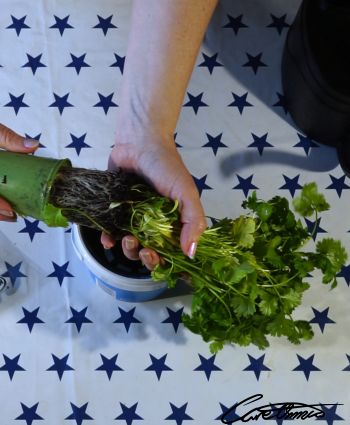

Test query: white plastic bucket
[71,224,168,302]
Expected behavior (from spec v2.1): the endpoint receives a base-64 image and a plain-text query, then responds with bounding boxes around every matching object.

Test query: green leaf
[258,295,278,316]
[293,182,330,217]
[231,216,256,248]
[42,202,69,227]
[231,296,256,317]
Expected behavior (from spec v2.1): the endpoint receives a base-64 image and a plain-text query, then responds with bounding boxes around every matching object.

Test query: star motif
[65,133,91,156]
[266,14,290,35]
[316,404,344,424]
[183,92,208,114]
[161,307,183,332]
[165,403,193,425]
[273,92,289,114]
[93,15,117,35]
[337,264,350,286]
[110,53,125,74]
[145,354,173,380]
[192,175,213,196]
[94,92,118,114]
[233,174,258,197]
[326,175,350,198]
[216,403,241,423]
[50,15,74,36]
[194,354,222,381]
[228,92,253,114]
[18,219,45,241]
[242,52,267,74]
[293,133,319,155]
[65,403,93,425]
[22,54,46,75]
[279,175,302,197]
[243,354,271,380]
[115,402,143,425]
[66,54,90,74]
[309,307,335,333]
[113,307,141,332]
[17,307,44,333]
[49,93,73,115]
[202,133,227,156]
[1,261,27,285]
[292,354,321,380]
[222,14,248,35]
[304,217,327,241]
[65,307,92,333]
[6,15,30,36]
[15,402,43,425]
[47,354,74,380]
[0,354,25,380]
[4,93,29,115]
[248,132,273,156]
[96,354,123,380]
[198,52,223,74]
[47,261,74,286]
[342,354,350,371]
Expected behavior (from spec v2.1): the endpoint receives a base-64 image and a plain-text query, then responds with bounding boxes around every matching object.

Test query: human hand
[0,123,39,221]
[100,131,207,270]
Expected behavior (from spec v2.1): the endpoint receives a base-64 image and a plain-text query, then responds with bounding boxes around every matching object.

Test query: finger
[139,248,160,271]
[100,232,116,249]
[121,235,140,261]
[0,123,39,153]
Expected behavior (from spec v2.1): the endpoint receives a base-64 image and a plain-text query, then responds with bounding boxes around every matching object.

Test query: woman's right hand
[0,123,39,222]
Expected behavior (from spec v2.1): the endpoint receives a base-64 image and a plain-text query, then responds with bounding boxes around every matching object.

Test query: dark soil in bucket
[79,225,151,279]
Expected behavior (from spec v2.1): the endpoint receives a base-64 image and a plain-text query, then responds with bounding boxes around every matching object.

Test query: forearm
[117,0,218,138]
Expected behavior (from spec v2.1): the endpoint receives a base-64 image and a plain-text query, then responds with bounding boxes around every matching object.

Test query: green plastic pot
[0,151,71,227]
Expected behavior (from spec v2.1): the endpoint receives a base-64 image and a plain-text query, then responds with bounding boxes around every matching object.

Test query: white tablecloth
[1,0,349,423]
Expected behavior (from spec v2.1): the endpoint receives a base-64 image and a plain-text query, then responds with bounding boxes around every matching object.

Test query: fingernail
[103,243,113,250]
[140,252,151,264]
[23,138,39,148]
[188,242,197,259]
[0,209,14,217]
[125,237,136,250]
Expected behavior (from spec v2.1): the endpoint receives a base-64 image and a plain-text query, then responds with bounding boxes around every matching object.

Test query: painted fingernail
[125,237,136,250]
[0,209,14,217]
[188,242,197,259]
[23,138,39,148]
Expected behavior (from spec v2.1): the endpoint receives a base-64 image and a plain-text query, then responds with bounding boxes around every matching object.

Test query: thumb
[0,123,39,153]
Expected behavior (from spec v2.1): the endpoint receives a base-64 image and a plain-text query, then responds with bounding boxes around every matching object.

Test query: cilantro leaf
[293,182,330,217]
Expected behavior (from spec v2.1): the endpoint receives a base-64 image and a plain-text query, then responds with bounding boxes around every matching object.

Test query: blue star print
[94,92,118,114]
[202,133,227,156]
[66,54,90,74]
[49,93,74,115]
[162,307,183,332]
[1,262,27,285]
[198,53,223,74]
[4,93,29,115]
[145,354,173,380]
[292,354,321,380]
[93,15,117,35]
[0,354,25,380]
[243,53,267,74]
[65,134,91,156]
[17,307,44,333]
[65,307,92,332]
[194,354,222,381]
[309,307,335,333]
[316,404,344,424]
[233,175,258,197]
[266,14,290,35]
[15,402,43,425]
[293,133,319,155]
[183,92,208,114]
[337,264,350,286]
[165,403,193,425]
[18,219,45,242]
[216,403,241,423]
[47,261,74,286]
[115,403,143,425]
[279,175,302,197]
[326,175,350,198]
[228,92,253,114]
[95,354,123,380]
[243,354,271,380]
[65,403,93,425]
[192,175,213,196]
[304,217,327,241]
[342,354,350,371]
[273,92,289,114]
[6,15,30,36]
[22,54,46,75]
[222,14,248,34]
[248,132,273,156]
[114,307,141,332]
[111,53,125,74]
[47,354,74,380]
[50,15,74,36]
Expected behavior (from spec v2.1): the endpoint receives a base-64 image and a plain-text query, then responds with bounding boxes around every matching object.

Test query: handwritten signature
[221,394,342,423]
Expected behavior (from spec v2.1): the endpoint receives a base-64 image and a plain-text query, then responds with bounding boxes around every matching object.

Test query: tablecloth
[0,0,349,424]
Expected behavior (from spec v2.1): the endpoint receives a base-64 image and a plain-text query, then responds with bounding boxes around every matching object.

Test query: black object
[282,0,350,175]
